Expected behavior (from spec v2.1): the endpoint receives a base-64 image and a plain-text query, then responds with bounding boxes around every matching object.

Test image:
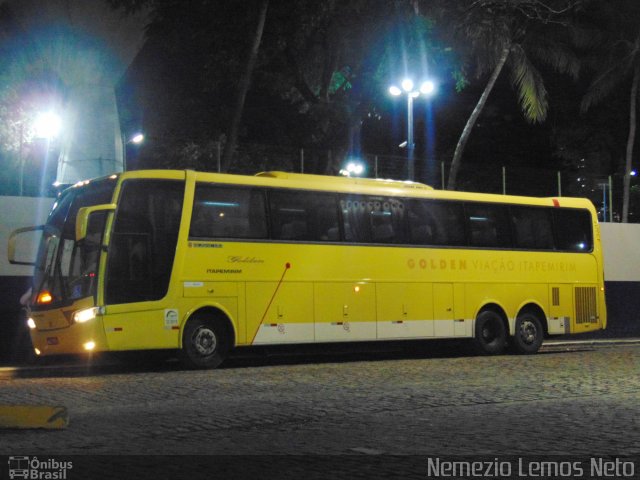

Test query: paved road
[1,342,639,478]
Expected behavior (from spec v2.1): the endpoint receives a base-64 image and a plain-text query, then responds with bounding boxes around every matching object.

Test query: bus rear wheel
[180,316,230,369]
[473,310,507,355]
[512,312,544,354]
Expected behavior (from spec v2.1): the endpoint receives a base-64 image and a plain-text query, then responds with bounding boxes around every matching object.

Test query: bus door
[101,179,185,351]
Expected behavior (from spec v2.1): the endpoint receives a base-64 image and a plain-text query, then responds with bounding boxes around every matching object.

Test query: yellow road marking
[0,405,68,429]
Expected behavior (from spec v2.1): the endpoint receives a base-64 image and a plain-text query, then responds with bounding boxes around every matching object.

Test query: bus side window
[553,209,592,252]
[407,200,437,244]
[270,191,309,240]
[341,199,371,243]
[269,190,339,242]
[370,200,393,243]
[510,206,554,250]
[341,200,355,241]
[465,203,511,248]
[190,186,267,239]
[314,194,340,241]
[371,198,405,243]
[390,199,406,242]
[340,196,405,244]
[426,201,466,246]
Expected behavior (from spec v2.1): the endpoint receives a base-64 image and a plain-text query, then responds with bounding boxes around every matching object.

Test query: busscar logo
[8,456,72,479]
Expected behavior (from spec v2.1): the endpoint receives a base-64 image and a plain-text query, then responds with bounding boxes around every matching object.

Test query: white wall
[0,196,54,276]
[601,223,640,282]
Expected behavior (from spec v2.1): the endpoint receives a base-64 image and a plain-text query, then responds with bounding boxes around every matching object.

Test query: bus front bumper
[30,319,108,357]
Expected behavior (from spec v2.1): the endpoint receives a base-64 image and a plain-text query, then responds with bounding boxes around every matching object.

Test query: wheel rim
[192,326,217,356]
[519,319,538,345]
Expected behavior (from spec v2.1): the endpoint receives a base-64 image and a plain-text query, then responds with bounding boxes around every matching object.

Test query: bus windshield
[32,178,117,308]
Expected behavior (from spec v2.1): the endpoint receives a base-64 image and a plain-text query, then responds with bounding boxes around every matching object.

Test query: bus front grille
[575,287,597,324]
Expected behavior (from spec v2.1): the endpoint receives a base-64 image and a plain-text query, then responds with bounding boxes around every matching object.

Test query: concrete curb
[542,337,640,348]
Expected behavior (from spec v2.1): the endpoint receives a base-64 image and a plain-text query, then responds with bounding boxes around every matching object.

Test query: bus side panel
[376,283,434,339]
[247,282,314,345]
[433,283,455,337]
[181,281,241,343]
[314,282,376,342]
[103,306,180,351]
[571,284,602,334]
[547,284,573,335]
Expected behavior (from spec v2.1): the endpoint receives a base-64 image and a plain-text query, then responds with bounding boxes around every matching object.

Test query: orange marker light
[37,291,53,304]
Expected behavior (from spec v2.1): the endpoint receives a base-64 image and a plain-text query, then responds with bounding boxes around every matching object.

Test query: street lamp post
[389,79,435,181]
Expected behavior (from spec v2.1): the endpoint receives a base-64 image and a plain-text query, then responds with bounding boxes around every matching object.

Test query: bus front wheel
[473,310,507,355]
[512,312,544,354]
[180,316,230,369]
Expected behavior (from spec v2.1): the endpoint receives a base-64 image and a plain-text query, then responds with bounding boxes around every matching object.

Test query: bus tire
[180,316,230,369]
[512,312,544,354]
[473,310,507,355]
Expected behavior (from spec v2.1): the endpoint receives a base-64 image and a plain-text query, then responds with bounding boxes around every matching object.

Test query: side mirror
[8,225,45,265]
[76,204,116,242]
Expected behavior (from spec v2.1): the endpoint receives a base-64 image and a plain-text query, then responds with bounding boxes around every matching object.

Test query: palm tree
[581,1,640,223]
[445,0,580,190]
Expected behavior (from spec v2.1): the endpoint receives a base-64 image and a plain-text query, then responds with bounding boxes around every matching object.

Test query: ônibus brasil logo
[8,456,72,479]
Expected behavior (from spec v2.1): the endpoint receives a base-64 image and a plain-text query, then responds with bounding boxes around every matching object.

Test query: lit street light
[19,111,62,196]
[123,132,144,171]
[34,112,62,139]
[389,78,436,180]
[339,160,365,177]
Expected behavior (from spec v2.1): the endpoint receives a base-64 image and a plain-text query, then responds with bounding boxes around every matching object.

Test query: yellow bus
[8,169,606,368]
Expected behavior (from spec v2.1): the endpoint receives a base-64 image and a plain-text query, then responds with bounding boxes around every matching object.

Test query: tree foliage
[440,0,582,189]
[110,0,457,172]
[580,0,640,222]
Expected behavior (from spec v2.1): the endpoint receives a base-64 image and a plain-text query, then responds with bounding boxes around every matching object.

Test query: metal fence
[195,142,639,224]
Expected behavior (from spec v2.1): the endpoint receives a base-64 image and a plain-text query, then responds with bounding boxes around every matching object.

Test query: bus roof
[256,171,434,191]
[110,169,595,212]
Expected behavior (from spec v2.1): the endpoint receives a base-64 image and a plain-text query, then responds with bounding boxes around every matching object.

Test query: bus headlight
[73,307,99,324]
[83,341,96,351]
[27,318,37,330]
